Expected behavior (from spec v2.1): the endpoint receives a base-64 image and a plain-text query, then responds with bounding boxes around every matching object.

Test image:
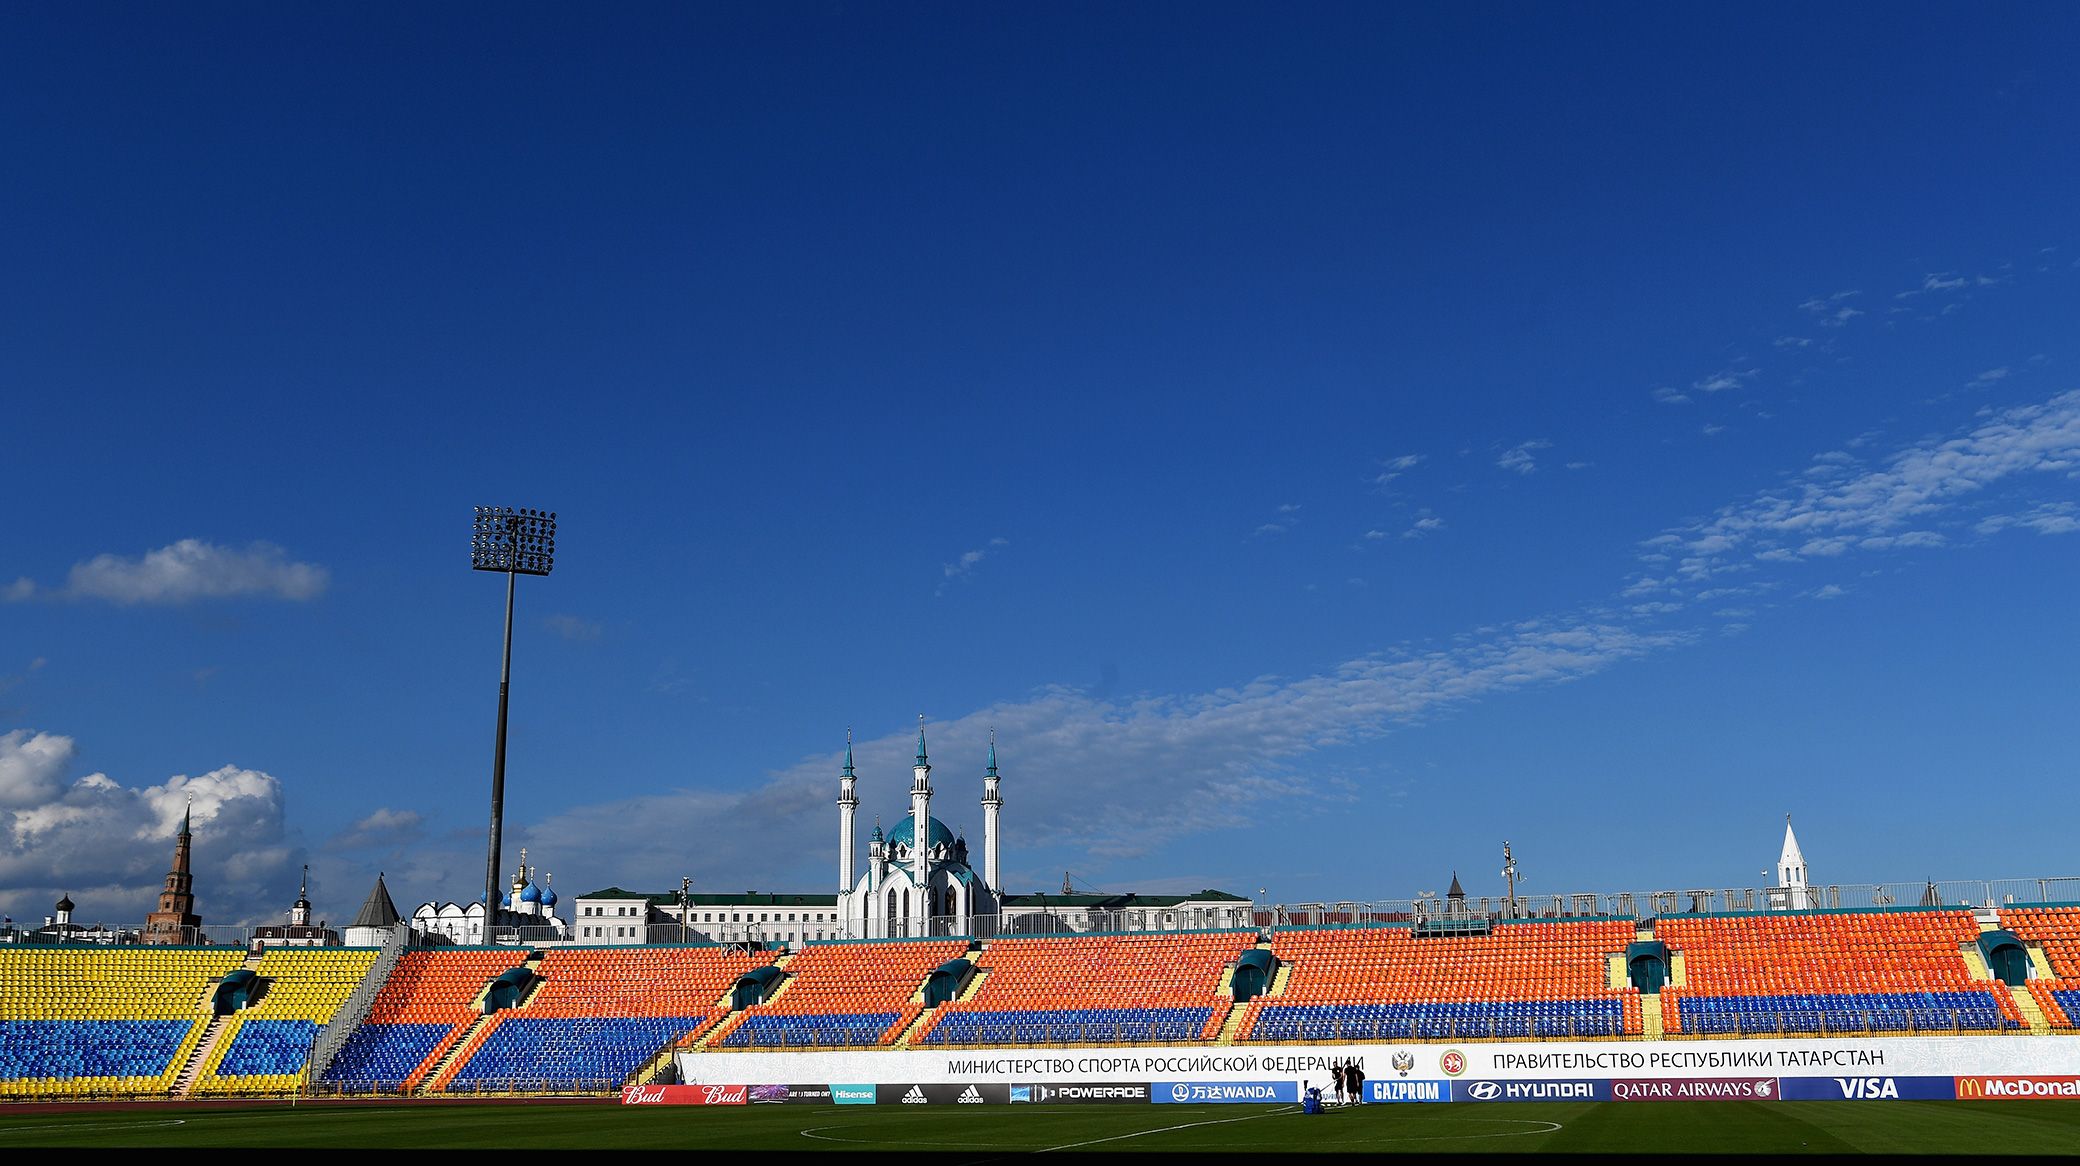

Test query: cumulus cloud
[0,733,295,927]
[6,540,329,606]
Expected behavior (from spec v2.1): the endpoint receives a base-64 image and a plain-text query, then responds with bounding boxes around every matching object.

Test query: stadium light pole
[471,506,556,925]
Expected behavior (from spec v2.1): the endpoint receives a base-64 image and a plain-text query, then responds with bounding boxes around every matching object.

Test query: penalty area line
[1036,1105,1299,1154]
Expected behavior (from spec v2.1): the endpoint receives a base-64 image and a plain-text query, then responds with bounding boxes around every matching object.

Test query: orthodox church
[411,849,569,945]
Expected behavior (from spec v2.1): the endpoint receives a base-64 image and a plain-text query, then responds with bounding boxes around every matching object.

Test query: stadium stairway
[1961,943,1993,980]
[414,1013,497,1095]
[1639,994,1664,1039]
[170,1013,232,1097]
[2008,986,2051,1035]
[409,951,551,1095]
[170,955,268,1097]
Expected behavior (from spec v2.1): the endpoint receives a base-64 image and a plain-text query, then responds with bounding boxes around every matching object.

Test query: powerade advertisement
[1010,1083,1154,1103]
[1153,1081,1300,1104]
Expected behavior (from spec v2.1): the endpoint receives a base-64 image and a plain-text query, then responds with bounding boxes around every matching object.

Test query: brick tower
[142,800,203,944]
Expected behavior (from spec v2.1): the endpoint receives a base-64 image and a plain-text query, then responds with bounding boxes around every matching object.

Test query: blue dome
[541,884,558,907]
[889,813,956,852]
[520,881,542,904]
[500,892,513,908]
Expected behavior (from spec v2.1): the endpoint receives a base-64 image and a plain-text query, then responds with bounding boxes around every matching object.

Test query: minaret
[837,729,859,891]
[981,729,1003,895]
[1778,814,1811,910]
[911,716,932,909]
[291,864,311,927]
[143,799,202,944]
[866,817,885,892]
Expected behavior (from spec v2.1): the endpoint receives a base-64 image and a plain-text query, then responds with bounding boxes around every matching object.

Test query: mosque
[572,724,1252,946]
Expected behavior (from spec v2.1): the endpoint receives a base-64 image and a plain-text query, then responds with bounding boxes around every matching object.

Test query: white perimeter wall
[680,1036,2080,1086]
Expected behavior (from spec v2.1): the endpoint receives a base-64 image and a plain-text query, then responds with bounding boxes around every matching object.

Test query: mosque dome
[888,813,956,853]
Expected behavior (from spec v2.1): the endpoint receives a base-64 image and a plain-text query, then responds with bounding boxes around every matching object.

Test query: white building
[1770,814,1813,910]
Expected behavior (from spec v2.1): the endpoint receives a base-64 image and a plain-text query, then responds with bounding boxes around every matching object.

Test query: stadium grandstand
[5,809,2080,1100]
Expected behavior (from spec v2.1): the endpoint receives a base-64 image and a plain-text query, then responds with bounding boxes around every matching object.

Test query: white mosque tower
[981,728,1003,895]
[1778,814,1812,910]
[837,730,859,891]
[835,718,1001,939]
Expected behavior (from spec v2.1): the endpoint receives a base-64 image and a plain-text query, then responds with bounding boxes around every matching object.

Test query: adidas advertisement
[876,1083,1011,1105]
[1010,1083,1153,1104]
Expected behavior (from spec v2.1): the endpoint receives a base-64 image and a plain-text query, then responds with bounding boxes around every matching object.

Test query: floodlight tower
[471,506,556,922]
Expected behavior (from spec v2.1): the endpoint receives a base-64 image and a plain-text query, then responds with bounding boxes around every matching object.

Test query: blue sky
[3,5,2077,930]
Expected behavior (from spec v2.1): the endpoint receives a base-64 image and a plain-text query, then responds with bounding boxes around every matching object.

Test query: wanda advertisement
[620,1084,749,1106]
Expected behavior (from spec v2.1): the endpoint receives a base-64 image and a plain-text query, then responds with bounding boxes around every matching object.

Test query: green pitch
[1,1100,2076,1154]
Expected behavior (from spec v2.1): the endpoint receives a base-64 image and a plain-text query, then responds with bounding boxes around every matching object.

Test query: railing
[1664,1007,2033,1038]
[307,916,412,1088]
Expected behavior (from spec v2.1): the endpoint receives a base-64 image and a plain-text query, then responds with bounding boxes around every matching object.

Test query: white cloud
[1774,336,1815,350]
[1646,390,2080,582]
[0,730,73,809]
[9,540,329,606]
[1251,524,1287,538]
[1497,439,1552,475]
[521,619,1694,887]
[1810,584,1847,600]
[1976,503,2080,537]
[938,537,1010,593]
[1653,387,1691,405]
[544,614,603,642]
[1372,454,1425,486]
[1969,367,2011,389]
[1404,516,1444,538]
[0,736,294,927]
[1799,290,1863,327]
[1693,368,1758,394]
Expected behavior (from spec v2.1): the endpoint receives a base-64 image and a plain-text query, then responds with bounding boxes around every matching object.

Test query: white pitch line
[1035,1105,1299,1153]
[0,1119,189,1135]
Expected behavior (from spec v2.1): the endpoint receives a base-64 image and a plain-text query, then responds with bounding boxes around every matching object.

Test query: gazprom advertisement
[1363,1079,1451,1103]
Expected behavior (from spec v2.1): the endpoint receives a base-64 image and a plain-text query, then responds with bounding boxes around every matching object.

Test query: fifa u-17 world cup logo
[1391,1052,1415,1077]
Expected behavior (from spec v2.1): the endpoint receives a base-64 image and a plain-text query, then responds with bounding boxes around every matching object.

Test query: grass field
[2,1100,2078,1155]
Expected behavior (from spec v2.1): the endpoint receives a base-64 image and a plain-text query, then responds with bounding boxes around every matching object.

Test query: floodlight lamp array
[471,506,557,575]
